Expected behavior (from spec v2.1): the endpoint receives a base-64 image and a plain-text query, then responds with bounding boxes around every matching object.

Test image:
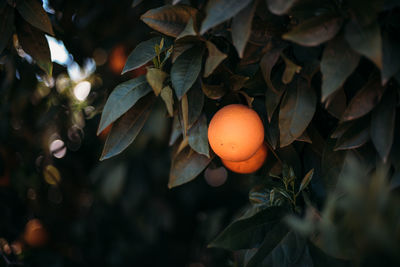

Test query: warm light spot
[24,219,48,247]
[93,48,108,66]
[73,81,91,101]
[43,165,61,185]
[49,139,66,158]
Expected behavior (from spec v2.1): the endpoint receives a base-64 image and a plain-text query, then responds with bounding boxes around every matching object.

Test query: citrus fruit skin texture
[208,104,264,162]
[222,143,267,174]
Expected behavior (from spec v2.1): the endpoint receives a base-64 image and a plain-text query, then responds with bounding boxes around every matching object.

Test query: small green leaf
[204,41,227,77]
[123,37,172,74]
[146,67,168,96]
[266,0,297,15]
[200,0,252,34]
[231,1,255,58]
[341,75,384,121]
[281,54,301,84]
[279,78,316,147]
[188,115,209,157]
[97,76,152,135]
[345,20,382,69]
[0,4,14,54]
[260,48,282,93]
[16,0,54,35]
[141,4,197,37]
[299,169,314,193]
[334,117,370,151]
[371,88,396,162]
[169,147,211,188]
[171,46,203,99]
[321,36,360,101]
[283,14,343,46]
[160,86,174,117]
[17,19,52,75]
[100,95,155,160]
[208,206,287,250]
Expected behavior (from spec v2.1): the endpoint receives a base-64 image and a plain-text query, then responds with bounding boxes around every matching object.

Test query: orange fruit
[24,219,48,247]
[222,143,267,174]
[208,104,264,161]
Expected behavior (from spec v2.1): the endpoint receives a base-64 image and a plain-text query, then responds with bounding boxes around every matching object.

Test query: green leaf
[299,169,314,193]
[146,67,168,96]
[200,0,252,34]
[265,85,284,123]
[160,86,174,117]
[231,1,255,58]
[265,111,280,149]
[169,115,182,146]
[381,32,400,84]
[186,83,204,128]
[172,40,193,63]
[321,37,360,101]
[260,48,282,93]
[168,147,211,188]
[341,75,384,121]
[204,41,227,77]
[201,83,227,100]
[371,88,396,162]
[334,117,370,151]
[266,0,297,15]
[16,0,54,36]
[100,95,155,160]
[279,78,316,147]
[281,54,301,84]
[188,115,209,157]
[97,76,152,135]
[283,14,343,46]
[17,19,52,75]
[171,46,203,99]
[208,206,287,250]
[345,20,382,69]
[123,37,172,74]
[0,4,14,54]
[176,17,197,40]
[141,4,197,37]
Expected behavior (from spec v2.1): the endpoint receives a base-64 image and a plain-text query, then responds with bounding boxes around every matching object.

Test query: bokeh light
[73,81,91,101]
[49,139,67,158]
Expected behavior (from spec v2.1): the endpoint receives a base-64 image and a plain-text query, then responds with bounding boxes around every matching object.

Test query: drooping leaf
[279,78,316,147]
[266,0,297,15]
[381,32,400,84]
[371,88,396,162]
[321,37,360,101]
[260,48,282,93]
[283,14,343,46]
[100,95,155,160]
[171,46,203,99]
[334,117,370,151]
[231,1,256,58]
[17,19,52,75]
[208,206,287,250]
[141,4,197,37]
[186,83,204,128]
[200,0,252,34]
[188,115,209,157]
[97,76,152,135]
[341,75,384,121]
[201,83,227,100]
[168,146,211,188]
[204,41,227,77]
[16,0,54,35]
[160,86,174,117]
[123,37,172,74]
[345,20,382,69]
[0,4,14,54]
[265,85,284,122]
[172,40,194,63]
[146,67,168,96]
[324,88,347,119]
[281,54,302,84]
[176,17,197,40]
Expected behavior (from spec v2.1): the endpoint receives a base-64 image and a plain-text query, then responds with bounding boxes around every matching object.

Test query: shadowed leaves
[204,41,227,77]
[0,4,14,54]
[16,0,54,35]
[188,115,209,157]
[231,1,256,58]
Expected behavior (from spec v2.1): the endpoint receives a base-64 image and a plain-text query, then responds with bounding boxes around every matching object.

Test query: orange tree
[1,0,400,266]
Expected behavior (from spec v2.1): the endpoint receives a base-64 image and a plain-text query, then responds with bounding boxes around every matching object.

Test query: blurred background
[0,0,249,266]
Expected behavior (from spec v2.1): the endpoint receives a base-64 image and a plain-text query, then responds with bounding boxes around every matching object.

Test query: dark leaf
[283,14,343,46]
[201,83,227,100]
[16,0,54,35]
[176,17,197,40]
[100,95,155,160]
[371,88,396,162]
[131,0,144,8]
[232,1,256,58]
[180,94,189,136]
[141,4,197,37]
[123,37,172,74]
[169,115,182,146]
[345,20,382,69]
[266,0,297,15]
[341,75,384,121]
[296,130,312,144]
[188,115,209,157]
[204,41,227,77]
[321,139,346,190]
[279,78,316,147]
[160,86,174,117]
[265,85,284,122]
[168,146,211,188]
[171,46,203,99]
[281,54,301,84]
[334,117,370,151]
[187,83,204,128]
[381,32,400,84]
[276,145,301,178]
[17,19,52,75]
[208,206,287,250]
[260,48,282,93]
[230,75,249,91]
[97,76,152,135]
[321,37,360,101]
[0,5,14,54]
[200,0,252,34]
[299,169,314,192]
[324,88,347,119]
[146,67,168,96]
